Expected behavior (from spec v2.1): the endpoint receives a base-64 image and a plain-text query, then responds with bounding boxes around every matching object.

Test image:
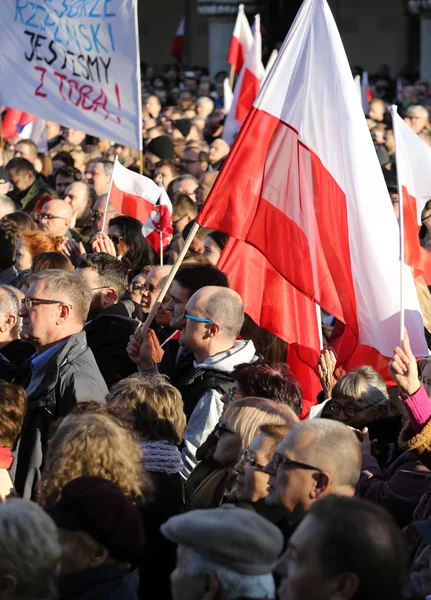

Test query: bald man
[264,419,361,524]
[179,286,257,475]
[39,199,73,237]
[208,139,230,169]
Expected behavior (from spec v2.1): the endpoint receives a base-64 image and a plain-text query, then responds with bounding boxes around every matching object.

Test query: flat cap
[160,505,283,575]
[146,135,174,160]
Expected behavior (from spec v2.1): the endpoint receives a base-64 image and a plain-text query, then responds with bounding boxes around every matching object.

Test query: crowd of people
[0,62,430,600]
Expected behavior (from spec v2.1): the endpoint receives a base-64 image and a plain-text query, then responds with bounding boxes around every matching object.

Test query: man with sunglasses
[178,286,257,476]
[13,269,108,499]
[140,265,172,316]
[264,419,361,528]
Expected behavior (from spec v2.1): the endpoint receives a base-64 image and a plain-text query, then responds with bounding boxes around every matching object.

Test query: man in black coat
[76,253,139,388]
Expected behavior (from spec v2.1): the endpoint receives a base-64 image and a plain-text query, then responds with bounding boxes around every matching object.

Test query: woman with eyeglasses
[185,397,297,510]
[332,365,430,528]
[235,423,291,508]
[107,216,157,279]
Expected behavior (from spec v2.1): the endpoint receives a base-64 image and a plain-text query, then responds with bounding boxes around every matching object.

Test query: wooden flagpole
[229,65,235,90]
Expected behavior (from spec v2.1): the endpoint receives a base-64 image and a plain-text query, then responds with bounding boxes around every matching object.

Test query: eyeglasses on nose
[108,235,123,244]
[239,450,266,472]
[38,213,67,221]
[21,297,72,310]
[183,311,223,330]
[216,423,234,438]
[329,403,370,418]
[141,283,156,293]
[269,452,322,473]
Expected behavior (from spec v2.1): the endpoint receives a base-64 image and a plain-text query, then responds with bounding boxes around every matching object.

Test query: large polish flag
[218,238,322,418]
[391,106,431,281]
[228,4,253,75]
[142,185,173,255]
[108,157,162,225]
[223,15,265,145]
[198,0,427,365]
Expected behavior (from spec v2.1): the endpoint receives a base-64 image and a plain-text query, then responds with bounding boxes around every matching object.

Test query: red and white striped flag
[223,15,265,145]
[391,105,431,282]
[108,157,162,225]
[227,4,253,75]
[171,18,185,63]
[198,0,427,371]
[142,185,173,254]
[218,238,322,418]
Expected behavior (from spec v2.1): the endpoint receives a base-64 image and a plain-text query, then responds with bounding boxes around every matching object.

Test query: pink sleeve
[401,383,431,434]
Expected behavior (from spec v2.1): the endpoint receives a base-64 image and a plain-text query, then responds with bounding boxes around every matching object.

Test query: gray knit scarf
[141,441,184,475]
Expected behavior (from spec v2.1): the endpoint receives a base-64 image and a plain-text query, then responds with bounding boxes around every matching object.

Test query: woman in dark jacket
[107,374,186,600]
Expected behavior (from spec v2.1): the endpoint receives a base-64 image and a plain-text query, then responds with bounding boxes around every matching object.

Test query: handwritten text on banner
[0,1,142,149]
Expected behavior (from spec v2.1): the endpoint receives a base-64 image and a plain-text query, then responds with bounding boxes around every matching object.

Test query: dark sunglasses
[108,235,123,244]
[141,283,156,293]
[270,452,322,473]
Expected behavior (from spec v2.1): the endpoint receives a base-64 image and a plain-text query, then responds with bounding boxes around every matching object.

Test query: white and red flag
[108,157,163,225]
[171,18,185,63]
[2,108,47,152]
[391,105,431,283]
[218,238,322,418]
[198,0,427,374]
[223,15,265,145]
[142,185,173,255]
[227,4,253,75]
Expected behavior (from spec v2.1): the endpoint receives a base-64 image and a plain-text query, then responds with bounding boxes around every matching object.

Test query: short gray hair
[28,269,92,323]
[187,549,275,600]
[205,289,244,339]
[174,174,199,187]
[0,285,23,339]
[0,499,61,600]
[332,366,389,407]
[407,105,429,119]
[287,419,362,489]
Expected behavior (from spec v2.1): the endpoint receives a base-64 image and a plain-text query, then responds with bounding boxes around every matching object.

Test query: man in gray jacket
[14,269,108,499]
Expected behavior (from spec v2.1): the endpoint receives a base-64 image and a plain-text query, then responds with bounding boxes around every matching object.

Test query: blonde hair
[107,374,186,445]
[332,366,389,407]
[38,413,152,508]
[223,397,298,450]
[0,499,60,600]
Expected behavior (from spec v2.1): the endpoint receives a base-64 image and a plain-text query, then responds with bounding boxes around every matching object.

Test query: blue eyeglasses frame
[183,313,223,330]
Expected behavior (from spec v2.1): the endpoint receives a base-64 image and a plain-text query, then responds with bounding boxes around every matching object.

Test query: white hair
[187,549,276,600]
[0,195,16,215]
[0,285,23,339]
[0,499,61,600]
[407,105,429,119]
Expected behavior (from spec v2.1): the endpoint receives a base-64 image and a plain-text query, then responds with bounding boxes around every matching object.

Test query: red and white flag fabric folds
[2,108,35,141]
[142,185,173,254]
[218,238,322,418]
[391,105,431,282]
[108,158,162,225]
[228,4,253,75]
[223,15,265,145]
[171,18,185,63]
[198,0,427,369]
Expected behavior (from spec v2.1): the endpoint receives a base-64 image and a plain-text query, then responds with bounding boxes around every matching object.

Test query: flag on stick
[199,0,427,372]
[108,157,163,225]
[391,105,431,283]
[223,15,265,145]
[142,184,173,256]
[228,4,253,75]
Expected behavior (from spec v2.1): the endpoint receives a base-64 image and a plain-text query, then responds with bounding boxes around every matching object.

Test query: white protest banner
[0,0,142,150]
